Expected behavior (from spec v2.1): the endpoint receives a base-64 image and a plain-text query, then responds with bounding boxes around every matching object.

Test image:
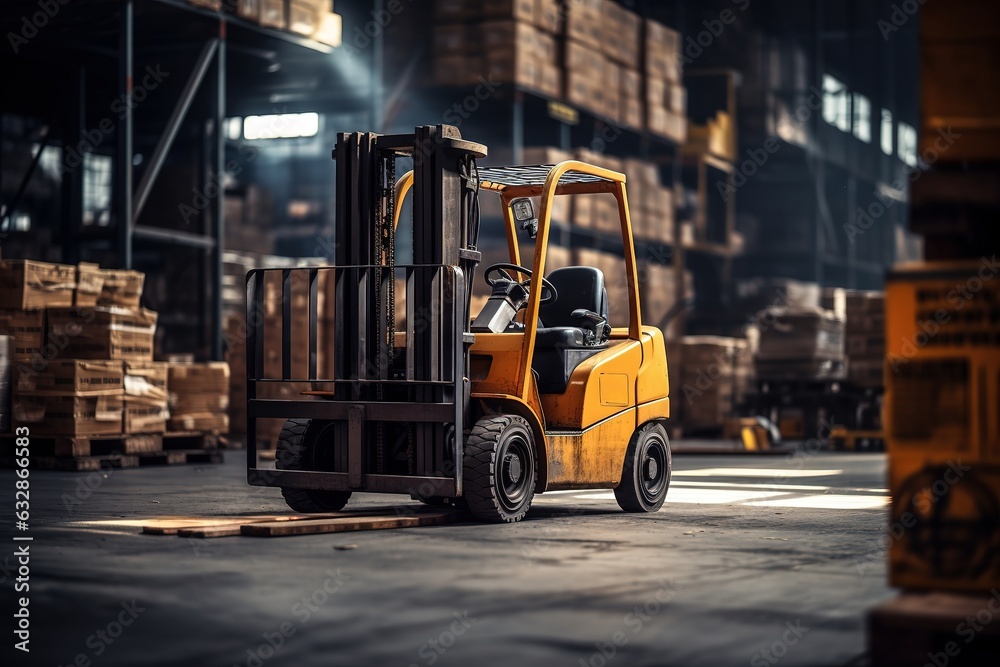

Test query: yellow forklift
[245,125,672,523]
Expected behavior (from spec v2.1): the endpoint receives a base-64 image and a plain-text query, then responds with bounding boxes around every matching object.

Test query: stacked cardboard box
[48,306,157,361]
[434,2,561,97]
[845,291,886,389]
[644,19,687,143]
[224,1,342,47]
[124,361,170,433]
[13,360,125,436]
[677,336,749,433]
[168,363,231,433]
[755,308,846,381]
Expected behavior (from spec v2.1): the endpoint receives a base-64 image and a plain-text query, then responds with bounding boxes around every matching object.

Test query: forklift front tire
[614,422,671,513]
[463,415,537,523]
[275,419,352,513]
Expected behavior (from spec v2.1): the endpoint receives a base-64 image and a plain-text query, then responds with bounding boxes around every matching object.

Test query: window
[822,75,850,132]
[83,153,112,226]
[881,108,894,155]
[853,93,871,143]
[898,122,918,167]
[243,112,319,140]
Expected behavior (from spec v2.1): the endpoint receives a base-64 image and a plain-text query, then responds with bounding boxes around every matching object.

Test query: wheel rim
[638,435,669,505]
[497,432,533,513]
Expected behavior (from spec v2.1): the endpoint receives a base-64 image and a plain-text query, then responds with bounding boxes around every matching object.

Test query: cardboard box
[434,55,486,87]
[645,20,682,82]
[482,0,535,22]
[601,0,641,67]
[0,260,76,309]
[13,394,123,436]
[288,0,326,36]
[16,360,123,395]
[565,0,603,49]
[313,12,342,47]
[75,263,105,307]
[232,0,261,22]
[535,0,561,33]
[125,361,169,401]
[124,400,170,434]
[98,269,144,308]
[259,0,286,29]
[47,307,158,361]
[0,309,45,359]
[168,412,229,433]
[168,362,231,414]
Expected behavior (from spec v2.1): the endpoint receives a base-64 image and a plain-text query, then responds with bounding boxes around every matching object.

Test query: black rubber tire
[463,415,537,523]
[614,422,671,513]
[275,419,352,513]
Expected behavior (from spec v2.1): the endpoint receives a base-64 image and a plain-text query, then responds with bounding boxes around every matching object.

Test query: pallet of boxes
[433,0,562,98]
[668,336,752,437]
[0,259,225,470]
[751,282,847,442]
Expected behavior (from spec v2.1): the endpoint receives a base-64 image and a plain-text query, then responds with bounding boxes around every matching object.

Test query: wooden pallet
[138,508,467,539]
[136,449,223,466]
[868,592,1000,666]
[0,433,162,458]
[161,431,220,451]
[0,453,141,471]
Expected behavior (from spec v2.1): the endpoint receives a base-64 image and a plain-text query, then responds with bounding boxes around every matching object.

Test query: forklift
[245,125,672,523]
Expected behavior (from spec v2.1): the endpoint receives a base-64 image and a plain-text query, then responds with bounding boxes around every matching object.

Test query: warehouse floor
[1,449,892,667]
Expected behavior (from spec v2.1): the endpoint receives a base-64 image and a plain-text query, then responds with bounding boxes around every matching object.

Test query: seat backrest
[539,266,608,328]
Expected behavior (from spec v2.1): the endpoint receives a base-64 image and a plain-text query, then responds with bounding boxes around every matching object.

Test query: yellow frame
[395,161,644,402]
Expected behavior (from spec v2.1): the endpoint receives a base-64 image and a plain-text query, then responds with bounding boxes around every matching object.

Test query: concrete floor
[0,448,893,667]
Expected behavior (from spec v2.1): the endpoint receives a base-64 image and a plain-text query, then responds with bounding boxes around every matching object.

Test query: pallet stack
[0,259,225,470]
[845,291,886,389]
[188,1,343,47]
[671,336,751,435]
[434,0,562,97]
[430,1,687,139]
[754,308,847,381]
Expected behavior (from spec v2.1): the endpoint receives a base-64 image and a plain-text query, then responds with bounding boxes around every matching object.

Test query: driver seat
[533,267,611,394]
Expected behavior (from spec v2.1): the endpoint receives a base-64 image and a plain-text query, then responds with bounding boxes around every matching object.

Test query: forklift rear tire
[275,419,352,513]
[614,422,671,513]
[463,415,537,523]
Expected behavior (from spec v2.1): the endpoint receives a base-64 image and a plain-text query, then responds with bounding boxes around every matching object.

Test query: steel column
[116,0,134,269]
[212,26,226,361]
[133,38,220,223]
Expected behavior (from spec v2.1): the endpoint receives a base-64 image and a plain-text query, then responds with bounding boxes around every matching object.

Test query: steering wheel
[484,263,558,305]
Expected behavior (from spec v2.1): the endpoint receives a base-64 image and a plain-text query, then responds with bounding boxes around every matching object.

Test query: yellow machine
[246,126,672,523]
[885,260,1000,592]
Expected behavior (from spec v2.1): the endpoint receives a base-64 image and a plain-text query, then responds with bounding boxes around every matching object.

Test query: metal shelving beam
[116,0,134,270]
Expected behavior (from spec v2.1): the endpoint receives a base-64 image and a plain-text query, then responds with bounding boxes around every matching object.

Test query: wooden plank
[143,514,335,536]
[240,511,466,537]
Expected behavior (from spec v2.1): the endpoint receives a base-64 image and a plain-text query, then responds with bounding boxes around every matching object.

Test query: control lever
[572,309,611,346]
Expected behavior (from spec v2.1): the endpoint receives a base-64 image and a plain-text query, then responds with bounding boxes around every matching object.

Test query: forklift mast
[246,126,487,498]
